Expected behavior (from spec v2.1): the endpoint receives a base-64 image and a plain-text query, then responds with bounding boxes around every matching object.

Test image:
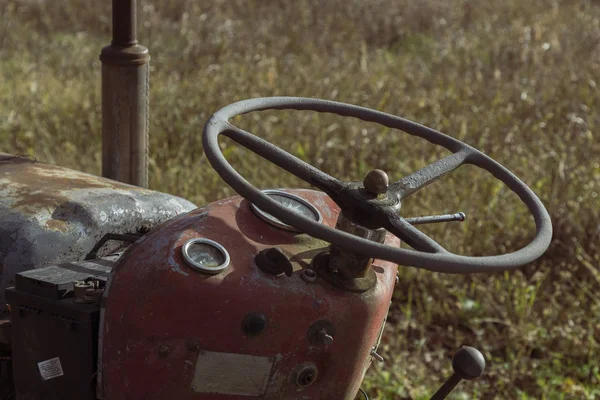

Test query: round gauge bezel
[250,190,323,232]
[182,238,230,274]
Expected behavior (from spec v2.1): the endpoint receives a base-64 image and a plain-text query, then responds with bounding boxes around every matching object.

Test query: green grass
[1,0,599,398]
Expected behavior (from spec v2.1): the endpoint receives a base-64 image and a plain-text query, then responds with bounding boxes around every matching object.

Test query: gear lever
[430,346,486,400]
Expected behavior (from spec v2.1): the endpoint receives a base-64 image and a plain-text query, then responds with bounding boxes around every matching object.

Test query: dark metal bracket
[84,233,142,260]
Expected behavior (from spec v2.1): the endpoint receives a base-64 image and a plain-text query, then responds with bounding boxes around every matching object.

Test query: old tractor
[0,1,552,399]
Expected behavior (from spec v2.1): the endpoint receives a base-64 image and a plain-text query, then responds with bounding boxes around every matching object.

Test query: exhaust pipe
[100,0,150,188]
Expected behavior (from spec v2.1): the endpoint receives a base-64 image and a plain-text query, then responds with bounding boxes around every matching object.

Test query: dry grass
[1,0,599,398]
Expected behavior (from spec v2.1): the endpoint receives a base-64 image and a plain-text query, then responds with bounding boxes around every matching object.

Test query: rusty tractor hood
[0,154,197,311]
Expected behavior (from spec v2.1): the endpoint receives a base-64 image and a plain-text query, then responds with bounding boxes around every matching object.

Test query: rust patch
[10,191,69,215]
[1,163,115,191]
[44,219,69,233]
[1,159,150,213]
[101,189,397,400]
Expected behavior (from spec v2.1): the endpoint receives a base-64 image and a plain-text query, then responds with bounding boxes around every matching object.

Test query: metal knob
[363,169,389,195]
[255,247,293,277]
[430,346,485,400]
[452,346,485,380]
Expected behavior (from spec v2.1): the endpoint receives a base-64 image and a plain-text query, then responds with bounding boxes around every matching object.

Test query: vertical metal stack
[100,0,150,188]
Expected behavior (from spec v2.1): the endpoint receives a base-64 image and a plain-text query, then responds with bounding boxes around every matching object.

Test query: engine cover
[0,154,196,310]
[100,189,398,400]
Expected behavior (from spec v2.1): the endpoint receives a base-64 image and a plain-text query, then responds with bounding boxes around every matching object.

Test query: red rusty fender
[100,189,399,400]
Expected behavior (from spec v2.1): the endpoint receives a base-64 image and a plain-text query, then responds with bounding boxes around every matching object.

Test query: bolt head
[363,169,389,195]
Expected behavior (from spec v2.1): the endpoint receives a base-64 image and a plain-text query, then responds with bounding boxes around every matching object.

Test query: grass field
[1,0,599,398]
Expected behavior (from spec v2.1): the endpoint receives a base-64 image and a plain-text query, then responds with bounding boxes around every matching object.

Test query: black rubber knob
[255,247,293,277]
[452,346,485,380]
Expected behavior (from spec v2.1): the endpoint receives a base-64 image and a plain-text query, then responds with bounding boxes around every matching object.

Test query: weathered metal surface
[111,0,138,46]
[6,283,102,399]
[0,154,196,311]
[101,189,399,400]
[190,350,274,395]
[5,254,119,399]
[405,212,466,226]
[326,211,388,291]
[100,0,150,187]
[14,254,118,300]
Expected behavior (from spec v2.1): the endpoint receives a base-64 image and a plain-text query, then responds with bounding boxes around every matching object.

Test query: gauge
[182,238,230,274]
[250,190,322,232]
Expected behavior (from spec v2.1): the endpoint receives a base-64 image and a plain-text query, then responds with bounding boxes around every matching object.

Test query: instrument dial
[182,238,230,274]
[250,190,322,232]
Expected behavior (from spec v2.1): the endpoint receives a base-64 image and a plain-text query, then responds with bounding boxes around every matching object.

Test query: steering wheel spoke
[222,123,347,201]
[390,148,472,200]
[385,213,448,254]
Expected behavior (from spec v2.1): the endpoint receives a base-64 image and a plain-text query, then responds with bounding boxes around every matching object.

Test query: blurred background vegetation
[1,0,599,398]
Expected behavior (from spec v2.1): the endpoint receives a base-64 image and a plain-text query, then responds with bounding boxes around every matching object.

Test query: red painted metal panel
[101,189,398,400]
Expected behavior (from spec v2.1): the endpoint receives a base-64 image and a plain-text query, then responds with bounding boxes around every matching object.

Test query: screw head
[363,169,389,195]
[452,346,486,380]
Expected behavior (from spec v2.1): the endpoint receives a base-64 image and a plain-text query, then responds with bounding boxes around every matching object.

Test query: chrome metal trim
[182,238,230,274]
[250,190,322,232]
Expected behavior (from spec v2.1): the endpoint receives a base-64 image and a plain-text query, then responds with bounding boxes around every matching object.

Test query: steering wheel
[202,97,552,273]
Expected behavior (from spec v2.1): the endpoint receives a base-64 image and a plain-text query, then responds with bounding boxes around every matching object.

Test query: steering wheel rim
[202,97,552,273]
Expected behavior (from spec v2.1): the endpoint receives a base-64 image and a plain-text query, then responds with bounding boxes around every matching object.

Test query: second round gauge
[250,190,322,232]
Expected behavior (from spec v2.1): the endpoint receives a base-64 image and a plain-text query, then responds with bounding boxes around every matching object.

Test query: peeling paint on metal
[0,154,197,309]
[190,350,273,395]
[101,188,398,399]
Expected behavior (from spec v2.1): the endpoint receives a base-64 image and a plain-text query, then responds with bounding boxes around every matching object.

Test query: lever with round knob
[430,346,486,400]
